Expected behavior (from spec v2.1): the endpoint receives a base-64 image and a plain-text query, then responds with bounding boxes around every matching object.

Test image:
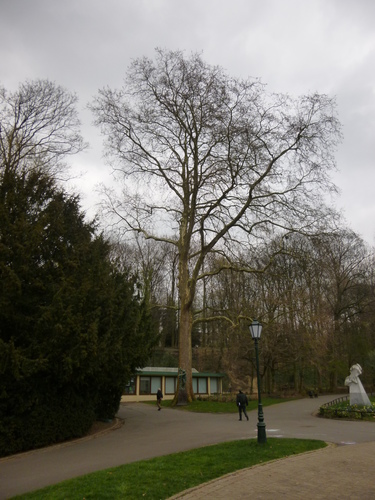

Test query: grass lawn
[14,438,326,500]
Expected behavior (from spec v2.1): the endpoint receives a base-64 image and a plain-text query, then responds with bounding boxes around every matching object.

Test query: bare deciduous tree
[0,79,87,177]
[312,230,373,388]
[90,49,341,402]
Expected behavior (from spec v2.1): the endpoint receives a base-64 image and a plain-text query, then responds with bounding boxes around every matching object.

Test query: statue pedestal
[347,379,371,406]
[176,388,188,406]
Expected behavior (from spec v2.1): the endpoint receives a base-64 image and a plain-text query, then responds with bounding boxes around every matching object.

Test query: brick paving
[170,442,375,499]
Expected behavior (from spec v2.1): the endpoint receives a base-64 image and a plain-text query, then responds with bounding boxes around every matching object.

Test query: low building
[122,367,225,402]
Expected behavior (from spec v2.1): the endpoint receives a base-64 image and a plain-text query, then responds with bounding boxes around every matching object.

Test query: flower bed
[319,399,375,420]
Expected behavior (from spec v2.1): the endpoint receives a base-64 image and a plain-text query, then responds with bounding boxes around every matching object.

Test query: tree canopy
[91,49,342,401]
[0,79,87,177]
[0,80,157,456]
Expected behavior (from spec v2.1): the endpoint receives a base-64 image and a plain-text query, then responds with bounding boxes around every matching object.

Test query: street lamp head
[250,319,262,339]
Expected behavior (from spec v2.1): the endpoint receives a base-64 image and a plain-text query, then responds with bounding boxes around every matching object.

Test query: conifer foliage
[0,81,156,457]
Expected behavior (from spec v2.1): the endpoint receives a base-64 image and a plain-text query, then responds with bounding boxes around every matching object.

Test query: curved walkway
[170,441,375,499]
[1,395,375,499]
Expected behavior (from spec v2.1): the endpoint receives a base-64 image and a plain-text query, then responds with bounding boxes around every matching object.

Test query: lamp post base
[257,421,267,444]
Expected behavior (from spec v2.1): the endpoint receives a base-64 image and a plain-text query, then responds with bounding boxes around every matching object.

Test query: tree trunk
[176,301,194,402]
[172,245,196,404]
[329,368,338,392]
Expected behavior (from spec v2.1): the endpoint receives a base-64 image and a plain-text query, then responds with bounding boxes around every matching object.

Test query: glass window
[192,378,197,393]
[193,377,208,394]
[124,377,136,394]
[140,376,151,395]
[198,378,207,394]
[210,377,218,394]
[151,377,162,394]
[165,377,176,394]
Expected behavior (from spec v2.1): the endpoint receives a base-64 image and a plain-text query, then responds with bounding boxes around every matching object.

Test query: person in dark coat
[156,388,163,411]
[236,390,249,421]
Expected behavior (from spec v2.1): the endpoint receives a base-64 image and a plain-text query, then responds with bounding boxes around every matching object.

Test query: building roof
[135,367,225,377]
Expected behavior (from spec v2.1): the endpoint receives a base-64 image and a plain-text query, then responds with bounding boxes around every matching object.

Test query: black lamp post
[250,319,267,444]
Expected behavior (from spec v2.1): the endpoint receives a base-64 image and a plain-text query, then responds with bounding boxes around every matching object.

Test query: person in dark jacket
[236,390,249,421]
[156,388,163,411]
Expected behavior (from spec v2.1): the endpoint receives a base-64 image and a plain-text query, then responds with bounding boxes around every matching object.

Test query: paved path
[170,441,375,499]
[1,395,374,499]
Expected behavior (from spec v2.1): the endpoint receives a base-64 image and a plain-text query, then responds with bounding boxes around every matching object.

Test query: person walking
[236,390,249,421]
[157,388,163,410]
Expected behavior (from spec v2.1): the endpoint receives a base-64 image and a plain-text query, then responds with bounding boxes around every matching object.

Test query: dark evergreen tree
[0,168,156,456]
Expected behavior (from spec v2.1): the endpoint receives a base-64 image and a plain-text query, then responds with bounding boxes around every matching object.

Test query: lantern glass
[250,320,262,339]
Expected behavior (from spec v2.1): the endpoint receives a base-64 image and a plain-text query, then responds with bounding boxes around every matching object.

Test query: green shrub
[0,167,157,457]
[319,400,375,421]
[0,389,95,457]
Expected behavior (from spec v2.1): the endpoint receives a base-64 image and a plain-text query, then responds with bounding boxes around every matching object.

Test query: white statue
[344,363,371,406]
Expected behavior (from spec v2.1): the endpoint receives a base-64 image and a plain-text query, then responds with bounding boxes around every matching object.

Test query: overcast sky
[1,0,375,244]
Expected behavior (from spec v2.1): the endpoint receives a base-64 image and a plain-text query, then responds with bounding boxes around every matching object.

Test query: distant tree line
[117,229,375,395]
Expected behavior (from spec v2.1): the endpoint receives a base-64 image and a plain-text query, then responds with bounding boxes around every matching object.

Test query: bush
[0,389,95,457]
[0,168,157,457]
[319,401,375,421]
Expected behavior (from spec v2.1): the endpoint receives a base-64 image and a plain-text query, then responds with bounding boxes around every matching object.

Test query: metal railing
[320,395,349,408]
